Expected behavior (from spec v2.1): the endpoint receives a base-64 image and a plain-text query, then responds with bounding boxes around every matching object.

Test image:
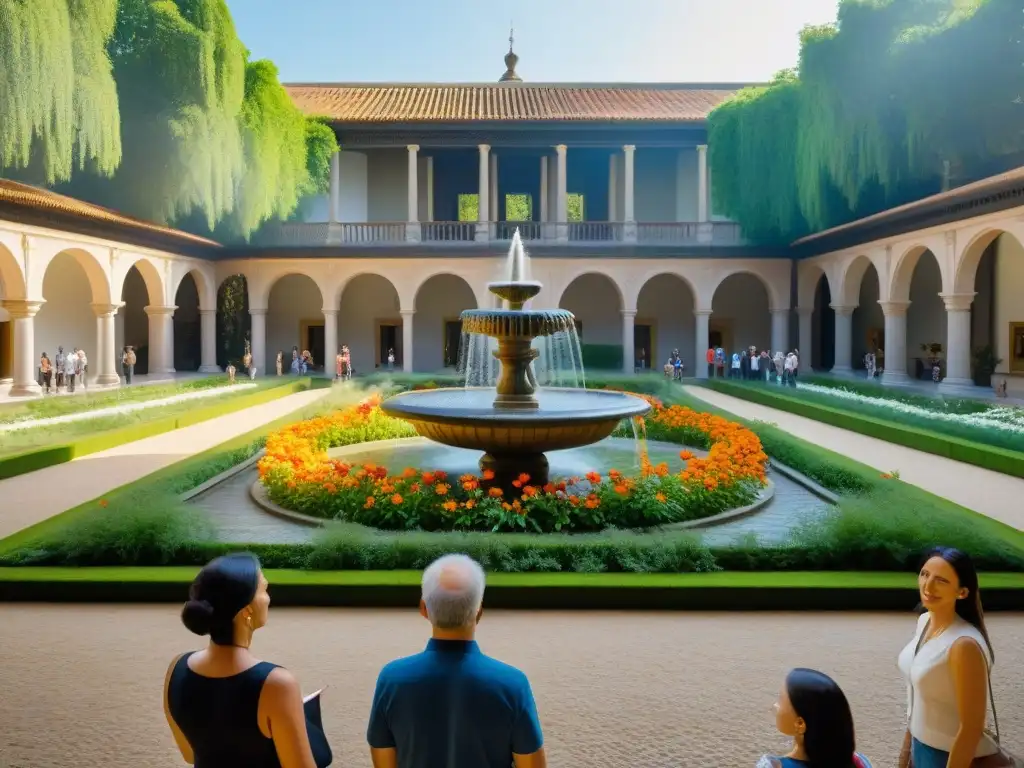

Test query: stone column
[797,307,814,367]
[608,153,618,222]
[145,305,176,374]
[476,144,490,242]
[406,144,420,243]
[771,308,790,357]
[400,309,415,372]
[489,152,498,228]
[555,144,568,242]
[940,293,976,388]
[622,309,636,374]
[622,144,636,242]
[426,156,434,223]
[92,303,121,387]
[329,150,340,223]
[697,145,709,223]
[694,309,712,379]
[830,304,856,373]
[198,309,220,373]
[879,301,910,385]
[3,299,43,396]
[323,309,338,376]
[539,156,549,223]
[249,308,267,376]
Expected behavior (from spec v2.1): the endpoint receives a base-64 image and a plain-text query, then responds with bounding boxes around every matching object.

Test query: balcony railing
[254,221,745,248]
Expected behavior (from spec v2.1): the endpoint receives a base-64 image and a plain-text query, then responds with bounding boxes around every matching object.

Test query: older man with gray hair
[367,553,546,768]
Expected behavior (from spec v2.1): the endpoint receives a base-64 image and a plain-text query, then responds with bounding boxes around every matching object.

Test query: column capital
[939,292,976,312]
[554,144,567,155]
[322,308,338,316]
[2,299,44,318]
[621,309,637,318]
[693,308,714,317]
[400,308,415,317]
[478,143,490,153]
[829,304,857,316]
[770,307,790,316]
[407,144,419,153]
[90,302,122,317]
[249,308,268,317]
[144,304,177,316]
[697,144,708,153]
[199,308,217,317]
[622,144,635,153]
[878,300,911,317]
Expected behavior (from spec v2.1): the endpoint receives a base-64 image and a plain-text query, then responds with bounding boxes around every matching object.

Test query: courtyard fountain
[380,230,651,487]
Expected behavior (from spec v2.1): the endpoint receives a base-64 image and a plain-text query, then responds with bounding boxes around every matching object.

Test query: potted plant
[972,344,1002,387]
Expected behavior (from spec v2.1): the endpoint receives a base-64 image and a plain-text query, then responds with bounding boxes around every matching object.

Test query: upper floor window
[457,194,479,222]
[567,193,584,222]
[505,194,532,221]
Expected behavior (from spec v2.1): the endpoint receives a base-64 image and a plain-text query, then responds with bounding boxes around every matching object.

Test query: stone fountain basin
[381,387,651,454]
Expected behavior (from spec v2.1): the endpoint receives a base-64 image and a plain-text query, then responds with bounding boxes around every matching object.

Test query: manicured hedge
[3,567,1023,610]
[0,378,320,481]
[705,380,1024,479]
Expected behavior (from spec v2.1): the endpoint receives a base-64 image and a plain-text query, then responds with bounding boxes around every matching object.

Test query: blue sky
[226,0,840,83]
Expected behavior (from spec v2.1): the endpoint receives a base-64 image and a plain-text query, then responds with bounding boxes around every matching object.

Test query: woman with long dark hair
[163,553,327,768]
[897,547,1008,768]
[756,668,872,768]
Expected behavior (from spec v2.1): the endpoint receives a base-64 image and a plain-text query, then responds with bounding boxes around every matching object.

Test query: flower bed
[258,394,768,534]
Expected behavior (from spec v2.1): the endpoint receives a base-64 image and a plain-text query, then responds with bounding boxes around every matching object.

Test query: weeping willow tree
[708,0,1024,244]
[0,0,120,184]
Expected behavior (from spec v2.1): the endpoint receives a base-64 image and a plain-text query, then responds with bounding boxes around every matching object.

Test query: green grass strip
[0,377,320,481]
[2,567,1022,589]
[704,380,1024,480]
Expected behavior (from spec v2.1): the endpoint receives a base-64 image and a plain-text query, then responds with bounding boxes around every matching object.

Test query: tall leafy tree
[0,0,120,183]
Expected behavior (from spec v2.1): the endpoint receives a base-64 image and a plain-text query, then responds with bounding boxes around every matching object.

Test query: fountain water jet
[381,229,650,487]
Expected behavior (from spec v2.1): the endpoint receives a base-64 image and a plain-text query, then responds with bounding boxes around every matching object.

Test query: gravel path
[684,386,1024,531]
[1,606,1021,768]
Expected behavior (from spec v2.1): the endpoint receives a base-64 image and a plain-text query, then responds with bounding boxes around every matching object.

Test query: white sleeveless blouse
[896,612,997,756]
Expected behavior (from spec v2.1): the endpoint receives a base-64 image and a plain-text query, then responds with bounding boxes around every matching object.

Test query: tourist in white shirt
[783,352,797,387]
[64,346,78,393]
[897,547,1004,768]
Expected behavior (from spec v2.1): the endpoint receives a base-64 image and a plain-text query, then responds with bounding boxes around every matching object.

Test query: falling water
[630,414,650,472]
[507,228,528,282]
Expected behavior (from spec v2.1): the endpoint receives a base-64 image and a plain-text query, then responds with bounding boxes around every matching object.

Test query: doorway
[300,321,325,370]
[379,323,400,367]
[0,321,11,380]
[444,321,462,367]
[634,323,652,371]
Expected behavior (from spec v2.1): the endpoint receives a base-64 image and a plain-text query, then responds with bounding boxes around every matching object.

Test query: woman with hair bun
[163,553,325,768]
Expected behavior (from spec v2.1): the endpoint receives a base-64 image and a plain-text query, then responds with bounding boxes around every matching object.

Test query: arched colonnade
[220,257,793,376]
[0,226,217,397]
[796,210,1024,388]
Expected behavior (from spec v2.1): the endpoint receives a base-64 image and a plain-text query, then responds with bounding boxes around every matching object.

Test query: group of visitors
[706,346,801,386]
[335,345,353,380]
[662,349,685,380]
[38,346,88,393]
[165,545,1016,768]
[277,347,315,376]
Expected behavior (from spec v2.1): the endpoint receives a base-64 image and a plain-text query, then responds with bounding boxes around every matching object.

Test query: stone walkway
[685,386,1024,531]
[0,605,1021,768]
[0,388,329,540]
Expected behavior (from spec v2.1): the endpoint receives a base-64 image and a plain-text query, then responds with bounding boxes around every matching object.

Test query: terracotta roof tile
[285,83,747,123]
[0,179,221,249]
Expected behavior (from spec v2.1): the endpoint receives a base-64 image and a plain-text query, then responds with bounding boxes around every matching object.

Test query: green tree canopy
[0,0,121,184]
[709,0,1024,245]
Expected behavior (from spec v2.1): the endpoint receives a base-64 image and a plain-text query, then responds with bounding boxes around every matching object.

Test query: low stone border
[658,478,776,531]
[250,479,330,528]
[768,459,840,504]
[181,451,265,502]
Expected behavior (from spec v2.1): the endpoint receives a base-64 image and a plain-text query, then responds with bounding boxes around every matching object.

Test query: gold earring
[246,614,253,628]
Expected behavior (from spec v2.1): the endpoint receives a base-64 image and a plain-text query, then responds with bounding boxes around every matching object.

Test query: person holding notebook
[164,553,331,768]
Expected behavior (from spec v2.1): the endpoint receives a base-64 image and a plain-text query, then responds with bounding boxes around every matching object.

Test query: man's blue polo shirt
[367,638,543,768]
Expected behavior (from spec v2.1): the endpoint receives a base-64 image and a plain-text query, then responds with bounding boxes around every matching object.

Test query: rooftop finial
[499,22,522,83]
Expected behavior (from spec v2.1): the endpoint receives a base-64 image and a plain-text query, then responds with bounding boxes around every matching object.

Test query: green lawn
[0,377,285,457]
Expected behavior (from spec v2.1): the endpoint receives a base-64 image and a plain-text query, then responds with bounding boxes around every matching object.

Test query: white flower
[796,382,1024,435]
[0,383,258,433]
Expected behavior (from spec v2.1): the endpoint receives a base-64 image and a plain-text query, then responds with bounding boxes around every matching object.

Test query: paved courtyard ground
[0,606,1022,768]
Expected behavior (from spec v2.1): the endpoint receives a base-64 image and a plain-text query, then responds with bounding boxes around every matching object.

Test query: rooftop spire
[499,22,522,83]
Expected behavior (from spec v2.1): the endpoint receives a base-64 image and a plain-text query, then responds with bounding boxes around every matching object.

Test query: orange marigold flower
[409,483,421,493]
[502,502,512,511]
[434,482,450,495]
[614,484,628,495]
[655,492,667,503]
[465,499,476,509]
[543,482,556,495]
[462,480,478,491]
[488,487,503,498]
[391,493,404,505]
[517,473,531,485]
[421,472,436,485]
[481,469,496,481]
[584,494,600,509]
[442,500,458,512]
[364,496,376,508]
[324,482,337,493]
[567,494,580,506]
[680,450,694,460]
[522,485,538,497]
[402,467,418,479]
[586,471,601,484]
[98,499,109,508]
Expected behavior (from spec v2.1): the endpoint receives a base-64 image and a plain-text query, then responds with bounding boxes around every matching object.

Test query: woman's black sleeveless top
[167,652,282,768]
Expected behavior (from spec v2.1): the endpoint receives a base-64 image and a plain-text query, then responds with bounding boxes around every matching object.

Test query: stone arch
[117,258,167,375]
[35,247,111,375]
[555,271,626,310]
[954,227,1024,295]
[835,254,877,307]
[706,268,782,312]
[171,265,216,312]
[890,246,946,378]
[710,271,772,352]
[635,273,698,369]
[889,245,939,303]
[114,256,165,307]
[338,273,402,372]
[558,273,624,370]
[267,273,326,372]
[797,262,830,310]
[0,239,26,300]
[851,260,884,370]
[413,273,478,372]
